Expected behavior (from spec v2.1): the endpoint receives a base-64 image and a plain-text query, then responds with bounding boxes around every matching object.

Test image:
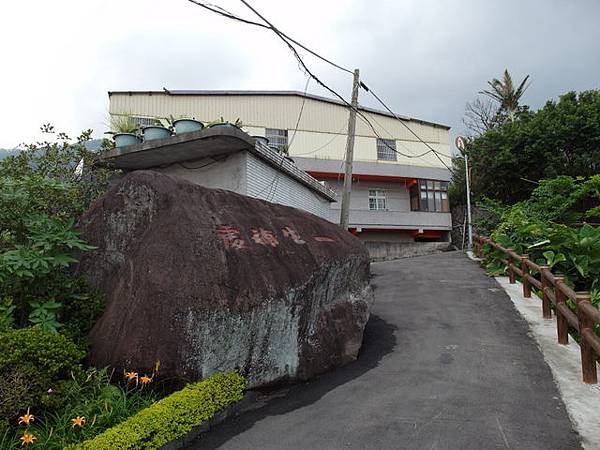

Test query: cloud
[0,0,598,147]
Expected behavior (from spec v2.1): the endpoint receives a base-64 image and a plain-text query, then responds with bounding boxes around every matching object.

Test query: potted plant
[171,116,204,134]
[142,118,172,141]
[207,117,243,129]
[107,115,141,147]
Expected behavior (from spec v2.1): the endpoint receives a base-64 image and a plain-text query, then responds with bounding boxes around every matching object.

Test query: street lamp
[455,136,472,250]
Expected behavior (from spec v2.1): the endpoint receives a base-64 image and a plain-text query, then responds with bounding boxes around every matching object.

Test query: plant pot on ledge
[173,119,204,134]
[142,126,172,141]
[113,133,142,147]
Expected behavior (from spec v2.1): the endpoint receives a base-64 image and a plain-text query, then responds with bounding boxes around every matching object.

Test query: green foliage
[0,176,96,330]
[108,114,140,134]
[0,126,116,336]
[28,300,62,332]
[0,125,117,216]
[473,197,506,236]
[73,372,246,450]
[483,219,600,292]
[0,299,16,332]
[467,90,600,204]
[0,327,84,419]
[1,367,156,449]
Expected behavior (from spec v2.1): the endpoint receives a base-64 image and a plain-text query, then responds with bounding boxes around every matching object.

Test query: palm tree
[480,69,530,122]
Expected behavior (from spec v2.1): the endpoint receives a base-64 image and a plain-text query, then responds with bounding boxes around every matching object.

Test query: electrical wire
[361,84,454,171]
[187,0,456,174]
[185,0,353,74]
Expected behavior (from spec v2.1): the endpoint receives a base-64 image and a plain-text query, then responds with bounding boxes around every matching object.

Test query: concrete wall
[157,151,331,220]
[365,241,452,261]
[109,92,451,170]
[158,151,247,194]
[323,179,451,231]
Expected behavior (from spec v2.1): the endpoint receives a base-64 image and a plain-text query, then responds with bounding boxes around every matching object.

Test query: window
[376,138,397,161]
[409,179,449,212]
[265,128,288,152]
[368,190,387,211]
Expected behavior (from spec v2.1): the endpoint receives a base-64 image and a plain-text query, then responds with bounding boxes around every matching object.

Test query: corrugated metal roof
[107,89,451,130]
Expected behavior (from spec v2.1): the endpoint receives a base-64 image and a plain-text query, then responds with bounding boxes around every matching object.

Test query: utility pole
[340,68,360,230]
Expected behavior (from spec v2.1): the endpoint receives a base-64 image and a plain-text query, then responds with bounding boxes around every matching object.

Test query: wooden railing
[474,234,600,384]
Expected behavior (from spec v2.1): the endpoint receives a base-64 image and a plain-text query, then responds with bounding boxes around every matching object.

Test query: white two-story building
[108,90,452,244]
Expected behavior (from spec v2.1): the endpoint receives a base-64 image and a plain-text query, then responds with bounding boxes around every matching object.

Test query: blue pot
[113,133,141,147]
[173,119,204,134]
[142,126,171,141]
[210,123,236,129]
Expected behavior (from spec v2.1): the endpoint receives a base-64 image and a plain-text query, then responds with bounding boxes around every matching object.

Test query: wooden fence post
[507,248,516,284]
[521,255,531,298]
[554,276,568,345]
[576,292,597,384]
[539,266,552,319]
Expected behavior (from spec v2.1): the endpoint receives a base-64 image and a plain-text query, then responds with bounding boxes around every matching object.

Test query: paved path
[191,252,580,449]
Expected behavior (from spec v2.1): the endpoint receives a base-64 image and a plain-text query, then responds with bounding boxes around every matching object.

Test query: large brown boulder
[76,170,373,387]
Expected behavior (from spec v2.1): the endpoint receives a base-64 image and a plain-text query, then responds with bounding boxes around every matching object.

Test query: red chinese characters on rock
[216,225,247,249]
[281,226,306,244]
[251,227,280,247]
[217,225,336,250]
[313,236,336,242]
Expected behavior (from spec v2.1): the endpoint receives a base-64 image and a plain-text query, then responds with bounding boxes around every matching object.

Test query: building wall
[322,179,451,231]
[157,151,248,194]
[155,150,331,220]
[245,153,331,219]
[109,93,451,169]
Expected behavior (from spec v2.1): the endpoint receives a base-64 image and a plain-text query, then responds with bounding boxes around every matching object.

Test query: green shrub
[0,327,84,418]
[73,372,246,450]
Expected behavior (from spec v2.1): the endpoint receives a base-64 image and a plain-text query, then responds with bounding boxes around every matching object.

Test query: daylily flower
[124,371,138,381]
[18,408,34,426]
[140,374,153,385]
[71,416,86,427]
[20,432,36,446]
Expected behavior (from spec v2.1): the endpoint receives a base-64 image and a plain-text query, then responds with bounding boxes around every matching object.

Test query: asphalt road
[190,251,580,450]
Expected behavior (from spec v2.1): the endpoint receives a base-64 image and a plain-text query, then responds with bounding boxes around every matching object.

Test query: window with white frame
[368,190,387,210]
[376,138,397,161]
[265,128,288,152]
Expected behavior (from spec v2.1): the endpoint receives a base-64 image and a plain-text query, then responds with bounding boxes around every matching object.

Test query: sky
[1,0,599,148]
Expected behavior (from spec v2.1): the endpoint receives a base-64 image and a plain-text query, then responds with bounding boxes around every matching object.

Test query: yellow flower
[20,432,36,446]
[140,374,153,385]
[18,408,35,426]
[124,371,138,381]
[71,416,86,427]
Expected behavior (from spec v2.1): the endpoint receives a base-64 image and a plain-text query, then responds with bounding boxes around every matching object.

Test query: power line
[187,0,455,174]
[361,84,454,170]
[185,0,353,74]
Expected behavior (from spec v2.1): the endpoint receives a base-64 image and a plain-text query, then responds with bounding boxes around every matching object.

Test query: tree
[468,90,600,204]
[480,69,530,123]
[0,125,117,337]
[463,98,502,137]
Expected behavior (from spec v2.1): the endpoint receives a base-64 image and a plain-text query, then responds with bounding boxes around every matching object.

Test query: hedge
[71,372,246,450]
